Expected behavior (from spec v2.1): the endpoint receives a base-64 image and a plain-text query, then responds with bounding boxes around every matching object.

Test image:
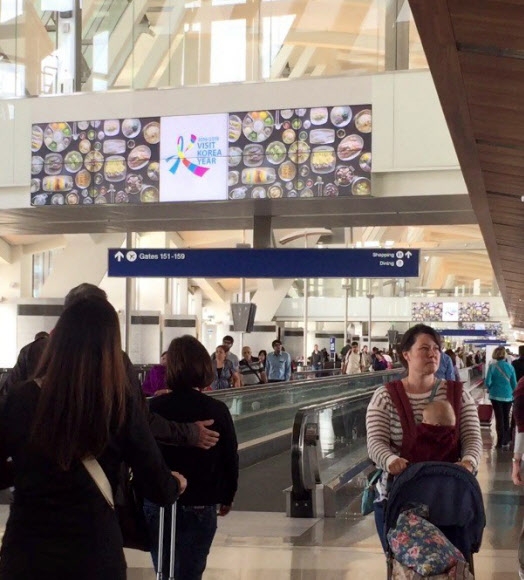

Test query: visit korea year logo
[160,114,229,202]
[167,134,212,178]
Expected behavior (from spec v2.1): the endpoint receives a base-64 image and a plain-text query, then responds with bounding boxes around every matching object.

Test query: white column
[367,293,374,351]
[176,278,189,315]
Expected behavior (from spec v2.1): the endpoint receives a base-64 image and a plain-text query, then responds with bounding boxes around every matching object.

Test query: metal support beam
[253,216,272,249]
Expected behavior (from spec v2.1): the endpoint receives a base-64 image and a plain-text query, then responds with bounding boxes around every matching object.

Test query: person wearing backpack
[485,346,517,448]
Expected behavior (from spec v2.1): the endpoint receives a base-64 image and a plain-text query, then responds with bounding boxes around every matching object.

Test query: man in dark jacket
[1,283,219,450]
[513,346,524,383]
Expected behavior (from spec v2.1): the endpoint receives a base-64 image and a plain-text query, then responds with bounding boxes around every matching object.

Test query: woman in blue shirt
[485,346,517,448]
[211,346,240,390]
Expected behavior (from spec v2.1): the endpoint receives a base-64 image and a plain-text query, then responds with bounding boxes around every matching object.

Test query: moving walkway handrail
[290,370,403,503]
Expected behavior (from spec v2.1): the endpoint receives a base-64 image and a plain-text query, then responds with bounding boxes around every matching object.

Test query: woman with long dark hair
[0,297,183,580]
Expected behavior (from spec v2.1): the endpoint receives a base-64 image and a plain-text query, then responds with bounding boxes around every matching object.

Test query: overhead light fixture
[384,240,395,247]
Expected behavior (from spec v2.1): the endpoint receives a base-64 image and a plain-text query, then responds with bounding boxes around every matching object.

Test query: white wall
[0,304,18,366]
[0,70,463,206]
[275,296,508,322]
[41,233,126,299]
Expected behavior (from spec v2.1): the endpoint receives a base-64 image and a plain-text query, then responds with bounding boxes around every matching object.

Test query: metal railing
[287,369,404,518]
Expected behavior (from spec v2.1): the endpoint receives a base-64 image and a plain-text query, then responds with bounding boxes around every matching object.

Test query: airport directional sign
[108,248,420,278]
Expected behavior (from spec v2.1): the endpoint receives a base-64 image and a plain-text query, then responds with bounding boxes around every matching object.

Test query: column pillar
[253,215,272,249]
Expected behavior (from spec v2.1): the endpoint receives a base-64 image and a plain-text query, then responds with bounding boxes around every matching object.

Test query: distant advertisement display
[460,302,490,322]
[412,301,490,323]
[31,118,160,205]
[30,104,372,206]
[411,302,443,322]
[442,301,459,322]
[160,114,229,202]
[228,106,372,200]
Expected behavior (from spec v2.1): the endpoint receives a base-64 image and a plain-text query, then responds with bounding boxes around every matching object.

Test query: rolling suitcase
[157,503,177,580]
[477,391,493,427]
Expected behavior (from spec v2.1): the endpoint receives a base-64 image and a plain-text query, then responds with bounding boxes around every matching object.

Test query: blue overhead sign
[438,329,492,337]
[108,248,419,279]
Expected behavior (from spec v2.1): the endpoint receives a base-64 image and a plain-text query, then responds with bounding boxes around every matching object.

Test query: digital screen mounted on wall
[412,301,491,323]
[159,114,229,202]
[31,118,161,205]
[228,106,372,200]
[30,105,372,206]
[442,301,459,322]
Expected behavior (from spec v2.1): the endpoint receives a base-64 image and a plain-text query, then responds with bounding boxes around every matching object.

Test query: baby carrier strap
[386,380,418,455]
[446,380,463,417]
[446,380,463,445]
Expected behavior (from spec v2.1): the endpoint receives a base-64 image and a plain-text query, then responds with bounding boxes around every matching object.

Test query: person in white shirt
[344,342,362,375]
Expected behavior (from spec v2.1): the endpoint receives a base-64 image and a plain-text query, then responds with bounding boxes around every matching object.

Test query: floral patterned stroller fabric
[387,504,467,577]
[384,463,485,580]
[391,560,474,580]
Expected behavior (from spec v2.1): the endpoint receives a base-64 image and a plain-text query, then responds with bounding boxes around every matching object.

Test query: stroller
[384,462,486,579]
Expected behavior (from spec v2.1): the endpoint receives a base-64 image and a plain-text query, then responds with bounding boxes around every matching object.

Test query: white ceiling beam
[289,46,316,78]
[191,278,226,303]
[270,44,296,78]
[0,237,13,264]
[22,235,67,256]
[168,231,186,249]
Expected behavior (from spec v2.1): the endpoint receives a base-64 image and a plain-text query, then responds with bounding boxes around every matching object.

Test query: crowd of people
[0,284,239,580]
[141,335,294,395]
[3,292,524,577]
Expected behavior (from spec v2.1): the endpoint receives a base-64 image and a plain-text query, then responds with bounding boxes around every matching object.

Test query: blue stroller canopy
[384,462,486,560]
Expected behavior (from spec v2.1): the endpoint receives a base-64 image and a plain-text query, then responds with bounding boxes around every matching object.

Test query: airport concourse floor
[0,428,522,579]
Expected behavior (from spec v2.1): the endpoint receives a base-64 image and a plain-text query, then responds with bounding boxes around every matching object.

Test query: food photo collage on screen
[30,106,372,206]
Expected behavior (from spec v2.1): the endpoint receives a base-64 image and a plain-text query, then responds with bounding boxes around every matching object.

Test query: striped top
[366,381,482,472]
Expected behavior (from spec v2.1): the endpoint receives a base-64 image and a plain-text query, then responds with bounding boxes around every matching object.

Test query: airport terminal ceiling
[0,0,429,97]
[408,0,524,327]
[0,194,475,235]
[2,224,497,300]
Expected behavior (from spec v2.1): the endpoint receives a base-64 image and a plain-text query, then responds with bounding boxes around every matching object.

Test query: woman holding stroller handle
[366,324,482,551]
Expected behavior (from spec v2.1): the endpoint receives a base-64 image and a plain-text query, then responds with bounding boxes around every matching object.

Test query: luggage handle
[157,502,177,580]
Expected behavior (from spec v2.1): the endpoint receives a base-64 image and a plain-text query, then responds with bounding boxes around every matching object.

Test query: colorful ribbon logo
[167,135,210,177]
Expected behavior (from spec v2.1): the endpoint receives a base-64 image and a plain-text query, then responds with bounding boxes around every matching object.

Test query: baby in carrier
[410,400,460,464]
[387,401,474,578]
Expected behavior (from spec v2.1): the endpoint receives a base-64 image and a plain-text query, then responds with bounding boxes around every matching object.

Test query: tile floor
[2,429,523,579]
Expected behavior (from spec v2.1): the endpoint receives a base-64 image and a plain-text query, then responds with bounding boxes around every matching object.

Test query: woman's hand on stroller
[455,459,475,473]
[389,457,409,475]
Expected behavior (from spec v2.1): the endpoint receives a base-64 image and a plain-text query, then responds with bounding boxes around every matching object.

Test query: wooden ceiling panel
[478,148,524,179]
[409,0,524,325]
[483,172,524,197]
[469,106,524,147]
[449,0,524,50]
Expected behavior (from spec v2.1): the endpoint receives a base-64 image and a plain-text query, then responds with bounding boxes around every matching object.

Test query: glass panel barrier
[210,368,403,445]
[0,0,429,97]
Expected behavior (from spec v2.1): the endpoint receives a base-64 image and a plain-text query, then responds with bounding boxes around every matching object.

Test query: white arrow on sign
[405,251,413,259]
[115,251,124,262]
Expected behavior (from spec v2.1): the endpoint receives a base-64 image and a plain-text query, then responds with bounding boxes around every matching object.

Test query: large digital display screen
[31,118,160,205]
[228,106,372,200]
[412,301,491,323]
[160,114,229,203]
[30,105,372,206]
